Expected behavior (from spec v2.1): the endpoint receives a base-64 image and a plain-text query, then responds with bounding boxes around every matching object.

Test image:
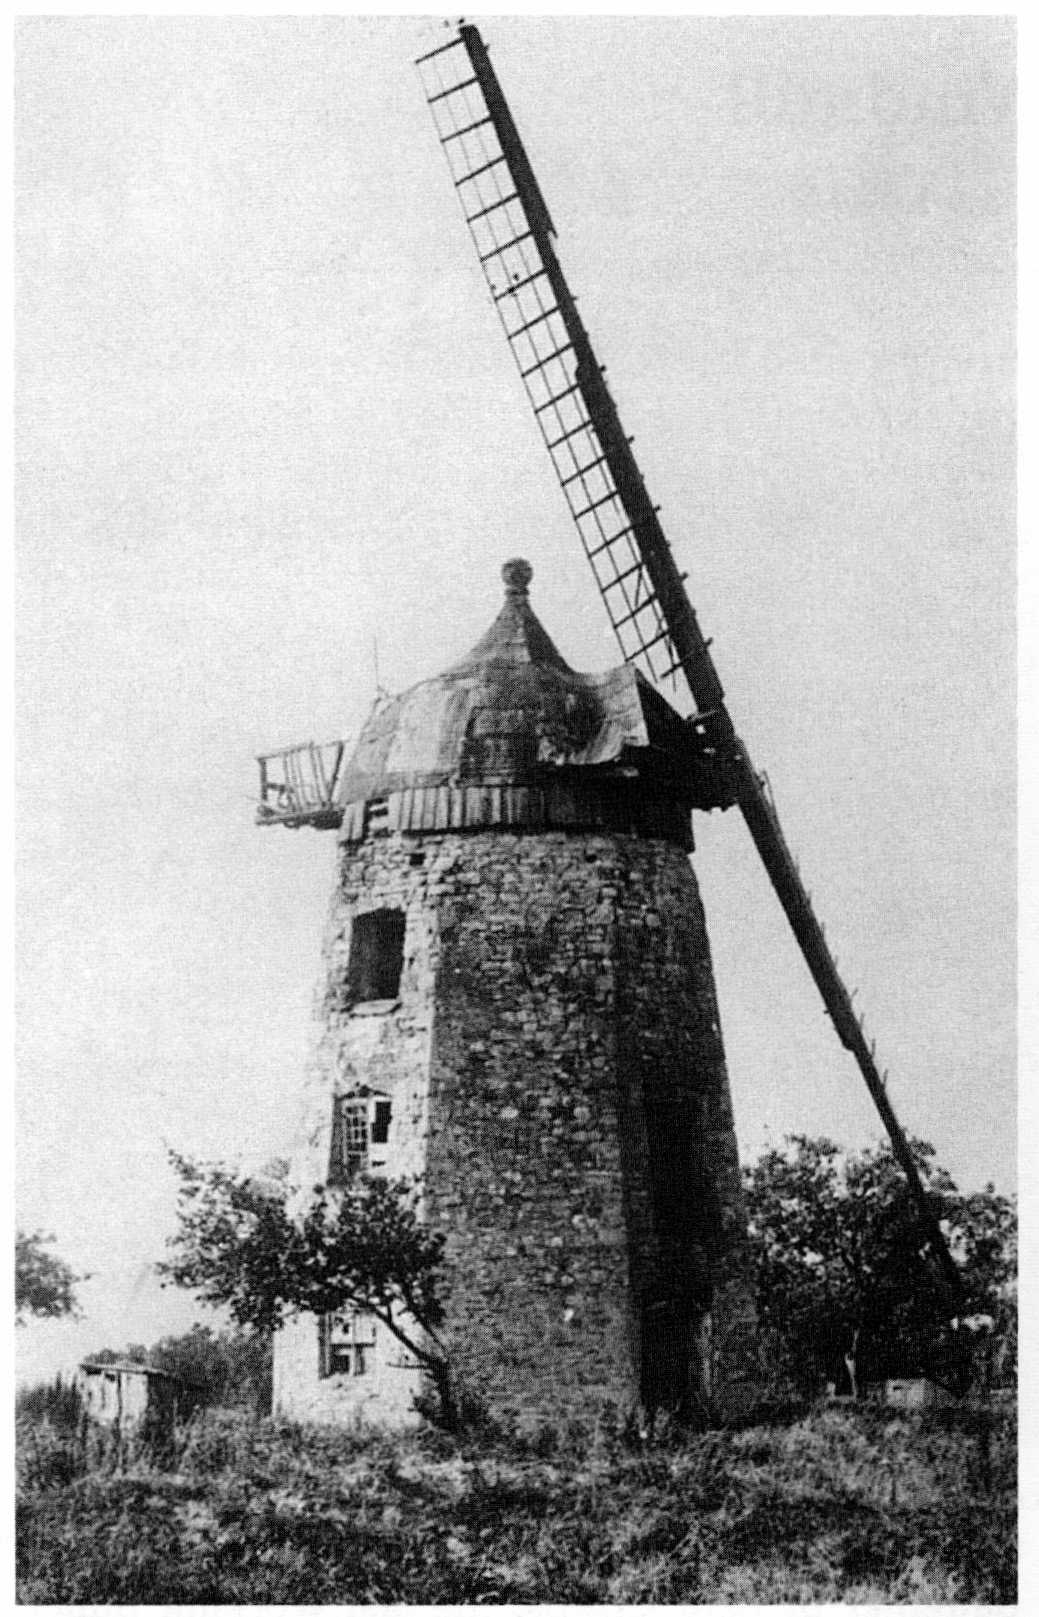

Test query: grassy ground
[16,1402,1015,1604]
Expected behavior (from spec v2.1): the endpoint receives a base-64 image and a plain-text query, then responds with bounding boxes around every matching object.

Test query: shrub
[16,1374,83,1432]
[16,1416,86,1492]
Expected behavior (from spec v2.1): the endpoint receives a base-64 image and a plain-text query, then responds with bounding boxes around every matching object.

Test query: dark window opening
[328,1341,352,1375]
[371,1100,392,1146]
[348,909,405,1004]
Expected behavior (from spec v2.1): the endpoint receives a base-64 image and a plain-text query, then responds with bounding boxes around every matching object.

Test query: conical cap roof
[336,560,662,807]
[447,558,572,674]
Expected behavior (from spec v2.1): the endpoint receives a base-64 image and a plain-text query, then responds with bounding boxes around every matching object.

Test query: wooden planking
[337,783,691,848]
[340,801,365,841]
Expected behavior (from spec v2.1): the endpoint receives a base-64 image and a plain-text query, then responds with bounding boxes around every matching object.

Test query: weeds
[16,1400,1016,1603]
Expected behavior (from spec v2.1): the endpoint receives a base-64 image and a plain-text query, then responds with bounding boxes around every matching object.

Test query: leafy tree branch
[16,1231,85,1324]
[160,1155,460,1425]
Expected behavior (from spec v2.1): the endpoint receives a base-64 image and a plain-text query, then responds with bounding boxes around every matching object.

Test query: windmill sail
[417,24,963,1310]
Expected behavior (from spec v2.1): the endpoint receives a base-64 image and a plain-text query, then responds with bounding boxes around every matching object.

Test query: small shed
[78,1359,182,1449]
[883,1376,958,1410]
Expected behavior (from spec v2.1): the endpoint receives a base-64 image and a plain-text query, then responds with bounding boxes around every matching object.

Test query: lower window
[321,1312,377,1378]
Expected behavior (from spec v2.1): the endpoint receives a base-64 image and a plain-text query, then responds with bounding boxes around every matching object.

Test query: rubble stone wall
[423,831,756,1423]
[273,838,437,1426]
[274,828,757,1428]
[424,833,632,1426]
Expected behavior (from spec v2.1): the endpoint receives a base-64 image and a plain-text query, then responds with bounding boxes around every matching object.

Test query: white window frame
[322,1311,378,1378]
[329,1091,392,1182]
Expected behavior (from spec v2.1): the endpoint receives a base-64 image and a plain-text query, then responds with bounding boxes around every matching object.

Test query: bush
[16,1375,83,1432]
[16,1416,87,1492]
[149,1325,272,1414]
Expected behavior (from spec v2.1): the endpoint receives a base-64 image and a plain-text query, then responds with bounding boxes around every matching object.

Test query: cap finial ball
[502,557,533,597]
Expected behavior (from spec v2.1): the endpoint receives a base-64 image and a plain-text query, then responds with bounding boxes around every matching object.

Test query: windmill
[407,23,963,1311]
[259,23,964,1422]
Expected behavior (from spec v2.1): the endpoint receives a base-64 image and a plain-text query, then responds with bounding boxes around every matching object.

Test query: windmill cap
[333,557,700,850]
[335,557,660,803]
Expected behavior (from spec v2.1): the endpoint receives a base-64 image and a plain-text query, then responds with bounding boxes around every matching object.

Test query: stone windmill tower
[259,24,963,1426]
[270,559,756,1427]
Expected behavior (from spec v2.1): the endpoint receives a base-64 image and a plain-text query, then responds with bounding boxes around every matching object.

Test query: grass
[16,1400,1015,1603]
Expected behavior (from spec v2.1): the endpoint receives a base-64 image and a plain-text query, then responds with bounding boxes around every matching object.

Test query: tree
[742,1135,1016,1395]
[16,1230,84,1324]
[159,1154,298,1335]
[160,1153,459,1425]
[149,1325,273,1412]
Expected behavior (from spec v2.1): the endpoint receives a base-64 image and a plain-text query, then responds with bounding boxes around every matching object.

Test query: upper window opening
[348,909,405,1004]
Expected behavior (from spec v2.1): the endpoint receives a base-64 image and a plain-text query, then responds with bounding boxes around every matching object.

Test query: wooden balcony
[256,741,345,830]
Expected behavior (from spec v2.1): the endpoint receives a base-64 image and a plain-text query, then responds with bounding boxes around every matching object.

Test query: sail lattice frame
[418,37,680,691]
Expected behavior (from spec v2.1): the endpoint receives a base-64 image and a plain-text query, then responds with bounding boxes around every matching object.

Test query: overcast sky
[16,12,1015,1382]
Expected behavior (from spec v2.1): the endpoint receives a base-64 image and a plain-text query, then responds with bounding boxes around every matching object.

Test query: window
[321,1312,377,1378]
[347,909,405,1004]
[337,1100,369,1181]
[329,1092,392,1183]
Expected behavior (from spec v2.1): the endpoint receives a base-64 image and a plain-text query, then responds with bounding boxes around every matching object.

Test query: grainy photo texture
[16,14,1015,1603]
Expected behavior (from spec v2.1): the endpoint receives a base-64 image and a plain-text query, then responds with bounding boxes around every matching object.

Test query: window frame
[329,1090,392,1184]
[320,1311,378,1379]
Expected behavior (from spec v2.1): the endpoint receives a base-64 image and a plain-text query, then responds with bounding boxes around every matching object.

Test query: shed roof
[80,1359,179,1379]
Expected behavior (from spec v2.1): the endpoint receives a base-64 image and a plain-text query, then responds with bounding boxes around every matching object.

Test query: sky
[15,12,1016,1383]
